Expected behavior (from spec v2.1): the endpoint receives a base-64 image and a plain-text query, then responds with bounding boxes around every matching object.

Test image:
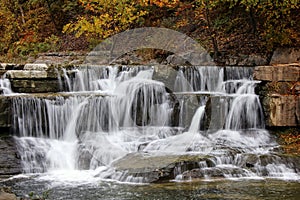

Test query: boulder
[270,48,300,64]
[153,65,178,91]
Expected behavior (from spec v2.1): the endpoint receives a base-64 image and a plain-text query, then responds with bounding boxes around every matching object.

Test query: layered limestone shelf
[0,63,299,129]
[254,63,300,82]
[254,63,300,127]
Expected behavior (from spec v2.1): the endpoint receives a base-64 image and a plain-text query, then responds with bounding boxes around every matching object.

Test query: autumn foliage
[280,131,300,155]
[0,0,300,60]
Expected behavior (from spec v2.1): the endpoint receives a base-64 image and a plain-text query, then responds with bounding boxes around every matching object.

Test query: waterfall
[0,74,13,95]
[12,66,175,172]
[8,65,299,182]
[188,106,205,133]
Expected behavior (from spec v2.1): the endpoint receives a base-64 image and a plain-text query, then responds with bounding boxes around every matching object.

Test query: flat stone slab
[254,64,300,82]
[24,63,48,71]
[5,70,48,79]
[111,153,213,182]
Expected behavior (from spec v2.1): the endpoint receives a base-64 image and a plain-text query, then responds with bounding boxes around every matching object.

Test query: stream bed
[1,175,300,200]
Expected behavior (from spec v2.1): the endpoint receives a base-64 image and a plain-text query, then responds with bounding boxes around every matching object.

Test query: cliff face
[254,57,300,127]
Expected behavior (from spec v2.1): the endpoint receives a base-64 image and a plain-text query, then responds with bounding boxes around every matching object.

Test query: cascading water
[9,65,300,184]
[0,74,13,95]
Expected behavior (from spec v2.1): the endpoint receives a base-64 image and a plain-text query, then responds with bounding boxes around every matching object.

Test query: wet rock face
[0,97,11,130]
[111,153,213,183]
[0,137,21,176]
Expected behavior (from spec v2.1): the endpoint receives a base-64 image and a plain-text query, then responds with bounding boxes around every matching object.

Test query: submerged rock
[181,167,246,179]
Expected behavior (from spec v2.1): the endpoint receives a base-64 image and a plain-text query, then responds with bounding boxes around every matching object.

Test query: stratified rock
[254,64,300,127]
[24,63,48,71]
[267,94,300,126]
[270,48,300,64]
[5,70,48,79]
[11,80,60,93]
[254,64,300,82]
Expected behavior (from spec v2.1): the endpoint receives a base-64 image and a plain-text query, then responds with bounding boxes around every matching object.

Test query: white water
[8,65,300,183]
[0,74,13,95]
[188,106,205,133]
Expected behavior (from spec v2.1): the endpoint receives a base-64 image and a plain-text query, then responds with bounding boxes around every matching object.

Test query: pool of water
[1,174,300,200]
